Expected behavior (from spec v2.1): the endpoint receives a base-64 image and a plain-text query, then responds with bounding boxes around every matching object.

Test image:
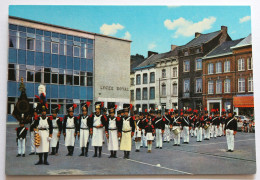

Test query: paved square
[6,124,256,175]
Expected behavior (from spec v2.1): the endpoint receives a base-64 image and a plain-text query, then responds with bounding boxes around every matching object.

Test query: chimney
[195,32,201,38]
[221,26,227,32]
[171,45,178,51]
[148,51,158,57]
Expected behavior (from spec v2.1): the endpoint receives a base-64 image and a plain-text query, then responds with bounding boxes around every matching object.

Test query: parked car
[235,115,251,132]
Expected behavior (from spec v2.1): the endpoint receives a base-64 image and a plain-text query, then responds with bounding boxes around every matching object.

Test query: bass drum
[173,127,181,135]
[204,124,209,130]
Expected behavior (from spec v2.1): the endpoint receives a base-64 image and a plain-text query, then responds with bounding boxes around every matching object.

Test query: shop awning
[233,96,254,108]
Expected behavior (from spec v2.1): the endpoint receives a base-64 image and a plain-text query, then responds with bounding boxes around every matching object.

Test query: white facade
[156,58,178,110]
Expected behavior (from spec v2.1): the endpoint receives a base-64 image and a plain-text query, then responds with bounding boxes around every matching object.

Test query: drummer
[171,109,181,146]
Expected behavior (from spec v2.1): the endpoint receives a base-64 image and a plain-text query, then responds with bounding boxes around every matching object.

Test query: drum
[204,124,209,130]
[173,127,181,135]
[34,132,41,148]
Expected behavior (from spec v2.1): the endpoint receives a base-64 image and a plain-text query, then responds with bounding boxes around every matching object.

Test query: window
[173,67,177,77]
[172,83,177,96]
[184,51,189,56]
[224,79,231,93]
[87,72,93,86]
[35,67,42,83]
[36,35,43,52]
[224,60,230,72]
[216,80,222,94]
[162,69,166,78]
[150,87,155,99]
[136,88,141,100]
[19,32,26,50]
[196,59,202,70]
[248,77,253,92]
[81,43,87,58]
[195,78,202,93]
[66,70,73,85]
[73,71,80,86]
[44,68,50,84]
[73,46,80,57]
[238,58,245,71]
[27,71,34,82]
[248,57,253,70]
[183,79,190,97]
[143,73,148,84]
[51,42,59,54]
[238,78,245,92]
[80,72,87,86]
[59,40,66,55]
[27,38,35,51]
[208,80,214,94]
[216,62,222,73]
[143,88,148,100]
[67,42,73,56]
[8,64,16,81]
[8,97,16,114]
[44,41,51,53]
[208,63,214,74]
[224,101,231,111]
[150,72,155,83]
[136,75,141,85]
[183,60,190,72]
[51,72,58,84]
[9,30,17,48]
[130,90,134,101]
[59,70,65,85]
[162,84,166,96]
[130,78,134,86]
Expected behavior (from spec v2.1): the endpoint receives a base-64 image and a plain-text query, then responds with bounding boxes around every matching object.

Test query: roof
[134,51,176,70]
[203,38,244,59]
[181,30,221,49]
[232,34,252,49]
[131,55,146,72]
[9,16,132,43]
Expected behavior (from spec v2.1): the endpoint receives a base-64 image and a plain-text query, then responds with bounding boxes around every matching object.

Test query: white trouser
[194,127,198,137]
[155,129,162,147]
[226,129,235,150]
[80,129,89,147]
[173,126,180,145]
[212,125,218,138]
[204,126,211,139]
[30,131,35,153]
[210,124,213,137]
[183,126,189,142]
[141,129,147,147]
[18,138,26,154]
[197,127,203,141]
[164,125,170,142]
[190,128,194,137]
[218,124,223,136]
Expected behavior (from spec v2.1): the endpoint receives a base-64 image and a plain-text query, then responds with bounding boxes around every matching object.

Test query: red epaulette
[151,125,154,128]
[132,116,135,120]
[48,116,53,120]
[26,127,28,130]
[15,128,18,131]
[146,119,148,123]
[145,125,148,128]
[104,115,107,121]
[163,118,166,121]
[116,117,121,121]
[89,114,93,118]
[77,115,80,120]
[59,117,63,122]
[34,115,39,120]
[209,116,212,120]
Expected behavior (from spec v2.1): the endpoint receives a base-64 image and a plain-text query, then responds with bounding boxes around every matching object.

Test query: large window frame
[183,60,190,72]
[208,80,214,94]
[238,58,245,71]
[224,79,231,93]
[238,78,245,92]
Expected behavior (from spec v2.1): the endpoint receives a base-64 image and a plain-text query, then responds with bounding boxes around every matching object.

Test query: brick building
[177,26,231,111]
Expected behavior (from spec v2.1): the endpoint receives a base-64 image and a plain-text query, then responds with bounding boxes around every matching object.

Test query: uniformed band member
[196,113,203,142]
[33,98,53,165]
[49,104,63,155]
[119,104,135,159]
[152,107,165,149]
[181,109,191,144]
[90,102,106,158]
[16,122,28,157]
[134,109,142,152]
[145,120,155,153]
[211,109,220,138]
[105,104,120,158]
[78,102,91,157]
[224,109,237,152]
[189,110,196,137]
[203,109,211,140]
[141,109,148,148]
[220,109,226,136]
[171,109,181,146]
[63,104,78,156]
[163,109,171,143]
[29,103,38,155]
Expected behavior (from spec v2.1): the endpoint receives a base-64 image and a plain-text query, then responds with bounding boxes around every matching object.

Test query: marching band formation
[15,93,238,165]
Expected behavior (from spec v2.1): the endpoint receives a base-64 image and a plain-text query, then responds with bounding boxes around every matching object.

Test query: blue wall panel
[86,87,93,100]
[86,59,93,72]
[25,83,34,98]
[8,81,17,97]
[59,55,66,69]
[59,85,66,98]
[66,86,73,99]
[67,56,73,69]
[27,51,35,65]
[9,48,17,63]
[74,58,80,70]
[18,50,26,64]
[35,52,43,66]
[52,54,59,68]
[80,58,87,71]
[80,86,87,100]
[50,85,58,98]
[73,86,80,99]
[44,53,51,67]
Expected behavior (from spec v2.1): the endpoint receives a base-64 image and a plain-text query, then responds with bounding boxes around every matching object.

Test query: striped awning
[233,96,254,108]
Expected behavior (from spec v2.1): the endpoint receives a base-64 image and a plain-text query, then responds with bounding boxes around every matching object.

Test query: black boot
[71,146,74,156]
[66,147,70,156]
[109,151,113,158]
[93,147,98,157]
[85,143,89,157]
[79,147,85,156]
[50,147,55,155]
[43,153,49,165]
[35,153,43,165]
[56,142,59,154]
[123,151,127,159]
[113,151,117,158]
[126,151,130,159]
[98,147,102,158]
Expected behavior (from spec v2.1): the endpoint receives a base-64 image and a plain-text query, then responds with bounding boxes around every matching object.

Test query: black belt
[80,128,89,130]
[38,128,48,130]
[122,130,131,133]
[93,126,103,129]
[53,127,58,129]
[109,129,117,131]
[66,127,75,129]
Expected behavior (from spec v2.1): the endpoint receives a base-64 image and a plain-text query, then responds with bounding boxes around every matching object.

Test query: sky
[9,6,251,57]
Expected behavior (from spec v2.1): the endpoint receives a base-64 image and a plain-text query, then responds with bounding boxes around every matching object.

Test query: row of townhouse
[130,26,253,115]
